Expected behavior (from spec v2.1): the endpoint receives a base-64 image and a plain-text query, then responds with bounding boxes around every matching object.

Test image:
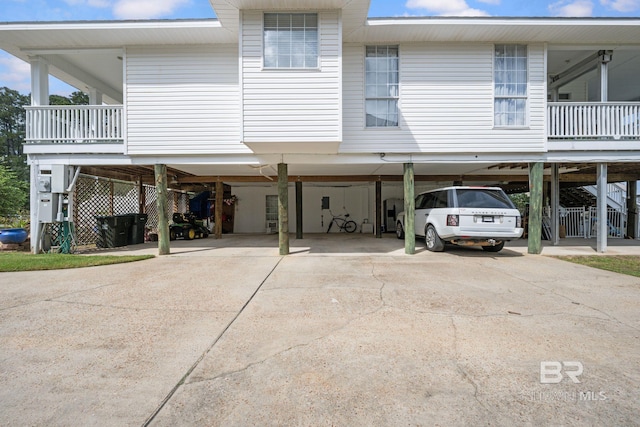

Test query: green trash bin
[95,215,131,248]
[128,214,148,245]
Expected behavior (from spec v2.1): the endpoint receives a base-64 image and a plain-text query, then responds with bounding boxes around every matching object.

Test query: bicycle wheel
[344,221,357,233]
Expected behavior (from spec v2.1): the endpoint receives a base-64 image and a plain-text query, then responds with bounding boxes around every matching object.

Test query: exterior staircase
[558,181,639,239]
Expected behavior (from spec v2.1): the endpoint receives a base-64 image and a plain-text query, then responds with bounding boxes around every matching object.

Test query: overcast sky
[1,0,639,95]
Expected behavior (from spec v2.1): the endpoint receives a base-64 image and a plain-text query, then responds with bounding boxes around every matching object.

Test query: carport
[72,160,639,256]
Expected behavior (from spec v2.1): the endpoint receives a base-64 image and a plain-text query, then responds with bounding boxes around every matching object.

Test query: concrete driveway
[1,235,639,426]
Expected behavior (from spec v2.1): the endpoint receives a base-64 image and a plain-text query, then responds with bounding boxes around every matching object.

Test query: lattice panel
[143,186,190,233]
[74,175,113,246]
[144,185,159,232]
[177,192,189,213]
[112,181,138,214]
[71,175,190,246]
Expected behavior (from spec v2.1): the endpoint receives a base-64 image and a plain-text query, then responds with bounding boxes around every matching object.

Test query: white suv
[396,186,523,252]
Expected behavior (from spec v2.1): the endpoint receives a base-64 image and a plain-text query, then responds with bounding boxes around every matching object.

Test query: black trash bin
[95,215,131,248]
[128,213,148,245]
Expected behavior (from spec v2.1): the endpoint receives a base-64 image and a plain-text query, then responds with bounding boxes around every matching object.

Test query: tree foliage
[0,87,29,158]
[509,192,530,215]
[49,91,89,106]
[0,164,28,217]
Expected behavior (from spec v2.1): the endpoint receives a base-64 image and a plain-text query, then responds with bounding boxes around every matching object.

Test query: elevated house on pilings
[1,0,639,254]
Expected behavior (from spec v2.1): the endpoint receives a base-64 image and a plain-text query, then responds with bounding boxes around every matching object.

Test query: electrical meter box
[38,193,58,223]
[321,196,330,210]
[51,164,70,193]
[37,175,51,193]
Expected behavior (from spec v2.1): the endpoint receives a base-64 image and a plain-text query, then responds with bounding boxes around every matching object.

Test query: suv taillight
[447,214,459,226]
[516,216,522,228]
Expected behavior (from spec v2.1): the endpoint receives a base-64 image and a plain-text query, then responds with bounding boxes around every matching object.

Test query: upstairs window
[494,44,528,127]
[264,13,318,69]
[365,45,399,127]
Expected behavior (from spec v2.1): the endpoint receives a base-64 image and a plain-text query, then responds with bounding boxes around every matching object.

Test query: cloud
[113,0,190,19]
[405,0,490,15]
[63,0,111,7]
[477,0,501,4]
[549,0,594,16]
[600,0,640,12]
[0,54,31,93]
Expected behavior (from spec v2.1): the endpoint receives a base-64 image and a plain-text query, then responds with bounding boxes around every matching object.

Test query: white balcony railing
[548,102,640,140]
[25,105,123,143]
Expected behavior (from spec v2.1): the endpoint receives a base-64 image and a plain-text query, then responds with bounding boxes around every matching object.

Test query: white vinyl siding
[242,10,341,143]
[342,43,546,153]
[125,45,248,155]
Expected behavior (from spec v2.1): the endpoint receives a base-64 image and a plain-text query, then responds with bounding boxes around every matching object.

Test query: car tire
[425,225,444,252]
[482,241,505,252]
[396,223,404,239]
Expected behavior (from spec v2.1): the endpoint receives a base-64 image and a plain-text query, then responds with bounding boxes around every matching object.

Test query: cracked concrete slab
[0,235,639,426]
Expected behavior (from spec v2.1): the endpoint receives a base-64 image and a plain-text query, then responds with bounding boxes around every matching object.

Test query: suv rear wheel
[425,224,444,252]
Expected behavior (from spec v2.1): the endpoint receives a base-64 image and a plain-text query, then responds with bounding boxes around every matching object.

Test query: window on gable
[264,13,318,69]
[365,45,399,128]
[494,44,528,127]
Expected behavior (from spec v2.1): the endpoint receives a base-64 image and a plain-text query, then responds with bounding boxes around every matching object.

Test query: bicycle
[326,210,357,233]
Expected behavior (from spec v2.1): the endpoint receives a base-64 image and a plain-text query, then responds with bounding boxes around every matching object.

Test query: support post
[597,163,608,253]
[154,164,170,255]
[138,178,145,214]
[215,181,223,239]
[29,56,48,250]
[528,162,544,254]
[89,88,102,105]
[278,163,289,255]
[375,180,382,238]
[599,51,611,102]
[295,181,303,240]
[551,164,560,245]
[29,57,49,106]
[29,162,40,253]
[403,163,415,255]
[627,180,638,239]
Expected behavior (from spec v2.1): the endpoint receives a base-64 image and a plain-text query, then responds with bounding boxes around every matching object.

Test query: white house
[1,0,639,254]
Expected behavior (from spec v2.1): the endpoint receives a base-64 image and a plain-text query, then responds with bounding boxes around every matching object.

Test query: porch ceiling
[80,161,640,192]
[547,48,640,102]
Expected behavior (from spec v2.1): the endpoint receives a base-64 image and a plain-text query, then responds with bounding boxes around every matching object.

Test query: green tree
[49,91,89,106]
[509,192,530,215]
[0,164,28,216]
[0,87,29,157]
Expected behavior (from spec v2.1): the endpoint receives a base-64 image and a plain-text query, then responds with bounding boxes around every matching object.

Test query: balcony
[22,102,640,152]
[548,102,640,141]
[25,105,124,153]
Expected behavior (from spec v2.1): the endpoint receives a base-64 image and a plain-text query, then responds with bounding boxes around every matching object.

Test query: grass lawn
[0,252,154,272]
[556,255,640,278]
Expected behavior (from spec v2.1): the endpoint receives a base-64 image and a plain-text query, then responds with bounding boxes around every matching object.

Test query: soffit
[0,19,233,53]
[346,18,640,45]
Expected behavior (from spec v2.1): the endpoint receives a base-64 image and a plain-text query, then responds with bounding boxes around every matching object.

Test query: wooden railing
[548,102,640,140]
[25,105,123,143]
